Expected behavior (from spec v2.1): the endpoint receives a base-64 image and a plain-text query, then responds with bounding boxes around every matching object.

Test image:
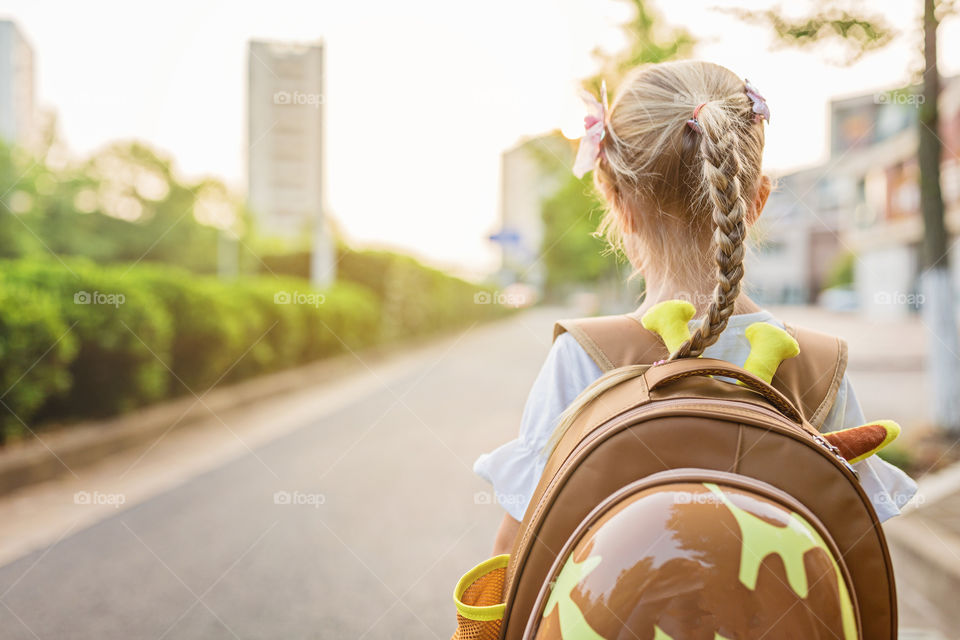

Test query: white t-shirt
[474,310,918,523]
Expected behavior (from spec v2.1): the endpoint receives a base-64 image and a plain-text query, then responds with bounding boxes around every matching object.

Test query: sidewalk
[885,464,960,635]
[768,305,930,429]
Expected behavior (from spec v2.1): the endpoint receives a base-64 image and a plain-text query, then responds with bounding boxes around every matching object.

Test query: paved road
[0,309,562,639]
[0,305,946,639]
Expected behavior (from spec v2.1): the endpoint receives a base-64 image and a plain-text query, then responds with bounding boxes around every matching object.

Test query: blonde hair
[596,60,765,359]
[546,61,766,455]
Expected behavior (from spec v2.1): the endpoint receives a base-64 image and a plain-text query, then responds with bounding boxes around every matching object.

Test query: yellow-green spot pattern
[704,483,857,640]
[542,554,606,640]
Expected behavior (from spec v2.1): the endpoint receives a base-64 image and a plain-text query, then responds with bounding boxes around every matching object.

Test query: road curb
[0,348,390,496]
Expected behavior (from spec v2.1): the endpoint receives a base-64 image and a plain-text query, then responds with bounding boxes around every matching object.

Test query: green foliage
[590,0,695,90]
[0,255,507,442]
[337,247,506,339]
[824,251,856,290]
[0,282,78,442]
[0,140,242,273]
[540,177,622,297]
[536,1,692,295]
[723,5,895,64]
[131,267,250,393]
[877,443,914,471]
[1,260,173,419]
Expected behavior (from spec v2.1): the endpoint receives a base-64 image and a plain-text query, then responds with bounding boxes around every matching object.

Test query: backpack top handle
[644,357,804,423]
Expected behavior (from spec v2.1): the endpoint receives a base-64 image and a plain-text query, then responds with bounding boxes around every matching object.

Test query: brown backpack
[494,311,895,639]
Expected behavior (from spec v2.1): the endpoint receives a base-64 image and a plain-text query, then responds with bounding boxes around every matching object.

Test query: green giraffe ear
[641,300,696,354]
[824,420,901,464]
[742,322,800,383]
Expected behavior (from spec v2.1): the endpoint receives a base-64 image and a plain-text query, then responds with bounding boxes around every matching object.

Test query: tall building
[247,40,334,286]
[0,20,35,147]
[494,134,571,289]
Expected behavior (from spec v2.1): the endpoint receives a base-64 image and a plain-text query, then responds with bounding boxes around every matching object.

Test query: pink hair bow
[572,80,608,178]
[745,79,770,123]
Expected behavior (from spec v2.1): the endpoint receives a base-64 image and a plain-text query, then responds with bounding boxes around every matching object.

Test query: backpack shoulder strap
[553,312,667,371]
[554,314,847,430]
[772,323,848,431]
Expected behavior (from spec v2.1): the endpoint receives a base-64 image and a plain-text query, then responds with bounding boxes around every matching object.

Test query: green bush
[337,248,507,339]
[1,260,173,419]
[225,277,309,380]
[0,282,78,442]
[132,267,249,393]
[824,251,855,291]
[0,252,506,440]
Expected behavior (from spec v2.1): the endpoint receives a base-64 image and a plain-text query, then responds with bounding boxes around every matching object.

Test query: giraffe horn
[640,300,696,354]
[742,322,800,384]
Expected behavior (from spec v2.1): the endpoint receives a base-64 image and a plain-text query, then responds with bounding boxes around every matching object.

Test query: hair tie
[572,80,608,178]
[686,102,706,134]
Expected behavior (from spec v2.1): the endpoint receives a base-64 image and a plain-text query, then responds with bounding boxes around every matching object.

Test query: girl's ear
[598,177,637,235]
[748,175,772,226]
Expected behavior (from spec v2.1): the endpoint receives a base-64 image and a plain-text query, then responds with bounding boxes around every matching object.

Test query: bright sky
[3,0,959,277]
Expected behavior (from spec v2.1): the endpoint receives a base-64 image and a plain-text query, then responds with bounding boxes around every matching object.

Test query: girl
[474,60,917,556]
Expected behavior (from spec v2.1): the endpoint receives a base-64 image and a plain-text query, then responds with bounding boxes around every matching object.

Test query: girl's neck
[635,274,763,318]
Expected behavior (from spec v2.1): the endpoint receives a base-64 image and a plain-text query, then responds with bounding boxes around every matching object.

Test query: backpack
[451,310,897,640]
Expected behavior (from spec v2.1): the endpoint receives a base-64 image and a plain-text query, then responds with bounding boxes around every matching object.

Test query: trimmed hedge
[2,260,173,419]
[0,281,78,440]
[0,256,506,442]
[337,248,501,339]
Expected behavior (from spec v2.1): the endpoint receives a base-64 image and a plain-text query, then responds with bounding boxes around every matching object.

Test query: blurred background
[0,0,958,638]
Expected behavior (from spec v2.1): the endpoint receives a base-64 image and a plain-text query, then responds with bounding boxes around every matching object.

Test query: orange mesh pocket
[451,554,509,640]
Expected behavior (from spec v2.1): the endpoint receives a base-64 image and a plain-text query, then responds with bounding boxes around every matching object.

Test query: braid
[669,108,749,360]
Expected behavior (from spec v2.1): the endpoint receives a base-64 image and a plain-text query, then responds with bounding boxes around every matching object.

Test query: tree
[0,138,251,275]
[536,0,693,301]
[734,1,960,433]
